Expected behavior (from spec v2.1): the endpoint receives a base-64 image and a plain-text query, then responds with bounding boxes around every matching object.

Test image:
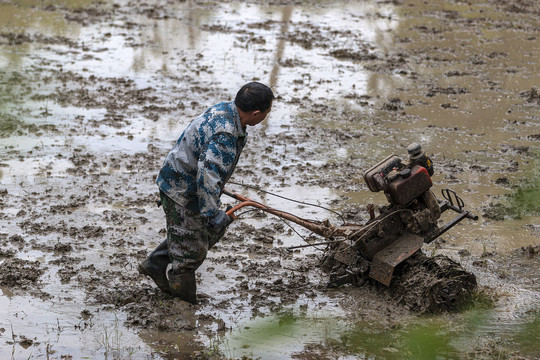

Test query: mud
[1,0,539,359]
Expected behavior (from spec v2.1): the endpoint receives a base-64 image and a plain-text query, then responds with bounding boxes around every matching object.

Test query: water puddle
[1,292,154,359]
[1,0,539,358]
[224,306,539,359]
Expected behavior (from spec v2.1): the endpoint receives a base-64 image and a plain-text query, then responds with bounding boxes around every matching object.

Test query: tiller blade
[369,232,424,286]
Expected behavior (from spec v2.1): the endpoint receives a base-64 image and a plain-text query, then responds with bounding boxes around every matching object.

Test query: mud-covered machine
[224,143,478,310]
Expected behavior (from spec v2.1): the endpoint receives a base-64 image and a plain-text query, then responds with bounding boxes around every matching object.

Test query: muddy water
[1,0,539,359]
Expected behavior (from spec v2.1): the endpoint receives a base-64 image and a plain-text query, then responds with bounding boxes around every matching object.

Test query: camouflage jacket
[156,101,247,218]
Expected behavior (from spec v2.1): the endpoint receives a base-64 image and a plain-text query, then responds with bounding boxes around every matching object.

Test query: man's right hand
[208,210,233,228]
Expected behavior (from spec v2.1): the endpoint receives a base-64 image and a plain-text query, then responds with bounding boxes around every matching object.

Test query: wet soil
[1,0,539,359]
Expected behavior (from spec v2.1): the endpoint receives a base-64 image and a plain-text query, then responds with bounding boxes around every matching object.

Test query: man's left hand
[208,210,233,228]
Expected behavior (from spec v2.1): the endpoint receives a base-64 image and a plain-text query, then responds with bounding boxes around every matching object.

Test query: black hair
[234,82,275,113]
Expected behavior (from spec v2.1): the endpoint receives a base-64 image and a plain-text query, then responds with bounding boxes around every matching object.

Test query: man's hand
[208,210,233,228]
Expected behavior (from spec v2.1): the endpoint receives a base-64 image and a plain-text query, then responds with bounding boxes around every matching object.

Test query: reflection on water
[224,310,348,359]
[223,305,540,359]
[226,305,539,359]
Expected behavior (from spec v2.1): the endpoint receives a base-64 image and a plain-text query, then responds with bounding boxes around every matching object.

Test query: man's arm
[196,132,238,218]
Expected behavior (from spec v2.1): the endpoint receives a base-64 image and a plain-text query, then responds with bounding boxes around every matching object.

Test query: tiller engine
[224,143,478,290]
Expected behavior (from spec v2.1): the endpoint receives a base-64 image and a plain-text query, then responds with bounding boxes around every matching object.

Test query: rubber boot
[138,239,170,293]
[168,271,197,304]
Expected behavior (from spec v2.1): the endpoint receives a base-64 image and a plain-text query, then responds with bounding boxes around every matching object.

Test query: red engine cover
[387,165,432,205]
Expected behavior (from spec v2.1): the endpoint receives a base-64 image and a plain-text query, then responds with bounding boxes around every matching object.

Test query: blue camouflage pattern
[156,101,246,218]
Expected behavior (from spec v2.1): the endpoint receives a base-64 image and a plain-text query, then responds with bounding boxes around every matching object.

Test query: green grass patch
[484,151,540,220]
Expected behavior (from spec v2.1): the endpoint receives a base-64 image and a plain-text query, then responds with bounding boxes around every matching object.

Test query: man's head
[235,82,275,126]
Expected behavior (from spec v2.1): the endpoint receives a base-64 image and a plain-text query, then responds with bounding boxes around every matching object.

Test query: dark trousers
[160,192,226,275]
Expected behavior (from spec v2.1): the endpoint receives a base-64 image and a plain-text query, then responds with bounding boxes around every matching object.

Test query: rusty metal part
[422,190,441,221]
[351,210,406,261]
[333,245,358,267]
[387,165,433,205]
[423,190,479,243]
[369,232,424,286]
[225,192,331,236]
[367,204,375,220]
[224,187,477,287]
[224,190,364,239]
[363,155,401,192]
[286,239,346,250]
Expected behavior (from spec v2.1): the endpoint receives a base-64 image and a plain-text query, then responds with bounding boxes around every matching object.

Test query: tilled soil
[1,0,539,359]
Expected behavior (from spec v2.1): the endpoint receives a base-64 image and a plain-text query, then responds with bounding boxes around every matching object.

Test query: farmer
[139,82,274,304]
